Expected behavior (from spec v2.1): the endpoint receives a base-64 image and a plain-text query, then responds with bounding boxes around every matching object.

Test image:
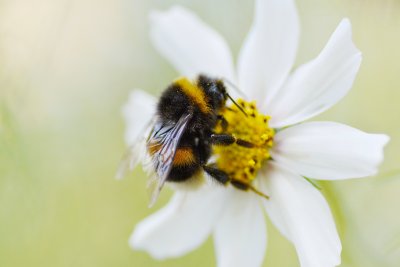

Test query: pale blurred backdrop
[0,0,399,266]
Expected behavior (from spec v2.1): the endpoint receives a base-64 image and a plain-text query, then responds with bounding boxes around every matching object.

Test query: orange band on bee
[173,147,196,166]
[174,77,211,114]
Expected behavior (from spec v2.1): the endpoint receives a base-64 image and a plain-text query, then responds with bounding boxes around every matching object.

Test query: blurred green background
[0,0,399,266]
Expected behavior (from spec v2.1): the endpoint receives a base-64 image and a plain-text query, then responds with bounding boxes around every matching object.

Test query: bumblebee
[121,75,267,205]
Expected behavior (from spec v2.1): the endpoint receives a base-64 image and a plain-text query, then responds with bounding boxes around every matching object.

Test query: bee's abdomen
[172,147,196,166]
[167,147,200,182]
[167,164,201,182]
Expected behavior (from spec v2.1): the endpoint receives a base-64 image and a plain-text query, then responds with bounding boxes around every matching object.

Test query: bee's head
[197,74,227,111]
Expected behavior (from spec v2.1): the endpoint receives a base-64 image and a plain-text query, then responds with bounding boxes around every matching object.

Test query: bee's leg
[216,115,228,131]
[210,134,256,148]
[203,164,270,199]
[230,180,270,199]
[202,164,230,185]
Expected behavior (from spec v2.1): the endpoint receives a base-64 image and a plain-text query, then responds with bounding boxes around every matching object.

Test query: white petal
[213,189,266,267]
[116,90,156,179]
[260,163,341,267]
[272,121,390,180]
[123,90,156,145]
[130,186,228,259]
[238,0,299,104]
[150,6,235,80]
[268,19,362,128]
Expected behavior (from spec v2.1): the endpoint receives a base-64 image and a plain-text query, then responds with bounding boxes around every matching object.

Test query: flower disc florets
[213,99,274,185]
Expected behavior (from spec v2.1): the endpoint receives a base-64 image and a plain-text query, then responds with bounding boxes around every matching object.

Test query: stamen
[213,99,274,188]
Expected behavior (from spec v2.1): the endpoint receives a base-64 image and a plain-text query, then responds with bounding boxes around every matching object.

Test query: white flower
[122,0,389,266]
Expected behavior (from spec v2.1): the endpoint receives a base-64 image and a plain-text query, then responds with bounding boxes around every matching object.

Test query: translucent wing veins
[148,112,193,206]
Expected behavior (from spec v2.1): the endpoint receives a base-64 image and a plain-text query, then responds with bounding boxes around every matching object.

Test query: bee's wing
[147,112,193,206]
[116,117,155,180]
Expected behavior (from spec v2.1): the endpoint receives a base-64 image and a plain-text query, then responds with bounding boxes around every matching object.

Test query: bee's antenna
[221,78,247,99]
[226,93,248,117]
[221,77,248,117]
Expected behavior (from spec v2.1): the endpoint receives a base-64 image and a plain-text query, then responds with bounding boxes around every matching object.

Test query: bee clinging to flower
[119,74,273,205]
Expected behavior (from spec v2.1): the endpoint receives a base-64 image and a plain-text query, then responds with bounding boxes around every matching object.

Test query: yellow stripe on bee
[173,147,196,166]
[174,77,210,114]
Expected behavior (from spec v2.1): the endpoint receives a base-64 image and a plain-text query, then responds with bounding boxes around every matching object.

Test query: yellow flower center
[213,99,274,187]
